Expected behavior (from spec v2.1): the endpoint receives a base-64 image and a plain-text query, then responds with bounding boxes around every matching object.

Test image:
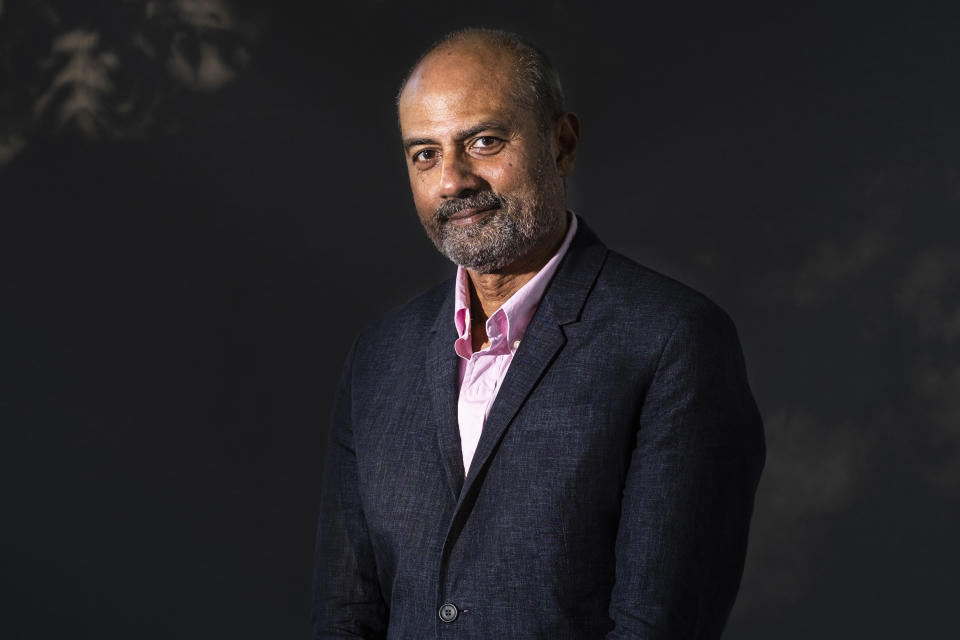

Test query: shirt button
[512,340,521,350]
[438,602,459,623]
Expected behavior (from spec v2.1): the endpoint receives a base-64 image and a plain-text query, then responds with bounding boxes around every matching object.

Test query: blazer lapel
[461,220,609,495]
[425,283,466,500]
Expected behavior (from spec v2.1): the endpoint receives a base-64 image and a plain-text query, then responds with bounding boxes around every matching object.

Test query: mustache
[434,191,506,223]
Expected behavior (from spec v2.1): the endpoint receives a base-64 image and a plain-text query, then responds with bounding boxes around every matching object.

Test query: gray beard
[437,202,548,273]
[425,156,565,273]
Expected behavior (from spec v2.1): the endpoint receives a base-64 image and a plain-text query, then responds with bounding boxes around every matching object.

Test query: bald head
[397,28,565,132]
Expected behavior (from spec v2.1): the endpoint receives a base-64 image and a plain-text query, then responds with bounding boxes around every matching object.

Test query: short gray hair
[396,28,566,131]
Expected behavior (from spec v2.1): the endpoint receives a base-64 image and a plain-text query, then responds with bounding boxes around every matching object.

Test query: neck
[466,214,569,323]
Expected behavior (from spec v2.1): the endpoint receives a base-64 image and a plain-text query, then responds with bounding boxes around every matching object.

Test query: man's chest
[348,331,657,547]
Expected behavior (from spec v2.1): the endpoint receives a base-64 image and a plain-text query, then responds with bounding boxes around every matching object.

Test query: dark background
[3,1,959,638]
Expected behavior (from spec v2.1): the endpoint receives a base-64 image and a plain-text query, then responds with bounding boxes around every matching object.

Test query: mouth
[446,206,499,227]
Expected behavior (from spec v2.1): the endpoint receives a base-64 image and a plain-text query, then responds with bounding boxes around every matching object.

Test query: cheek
[407,172,430,202]
[485,152,539,194]
[409,162,442,192]
[480,165,513,194]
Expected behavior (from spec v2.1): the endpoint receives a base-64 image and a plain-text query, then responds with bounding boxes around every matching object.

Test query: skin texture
[397,37,579,349]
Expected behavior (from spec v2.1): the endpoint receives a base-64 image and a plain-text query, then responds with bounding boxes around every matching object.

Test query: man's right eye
[413,149,438,165]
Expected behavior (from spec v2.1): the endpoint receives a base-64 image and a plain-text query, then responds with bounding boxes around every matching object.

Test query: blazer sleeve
[311,340,389,639]
[606,303,766,639]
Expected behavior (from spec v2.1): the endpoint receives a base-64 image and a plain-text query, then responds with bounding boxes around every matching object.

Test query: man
[312,28,765,639]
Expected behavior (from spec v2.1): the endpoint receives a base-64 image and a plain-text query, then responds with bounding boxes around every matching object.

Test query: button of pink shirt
[454,213,579,475]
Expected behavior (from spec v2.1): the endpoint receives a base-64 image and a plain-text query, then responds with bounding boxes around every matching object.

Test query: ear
[552,112,580,177]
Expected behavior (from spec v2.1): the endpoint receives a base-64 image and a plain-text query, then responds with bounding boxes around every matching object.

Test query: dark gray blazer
[312,220,765,639]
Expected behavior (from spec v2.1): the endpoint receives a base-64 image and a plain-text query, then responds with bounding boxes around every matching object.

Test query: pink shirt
[454,213,579,475]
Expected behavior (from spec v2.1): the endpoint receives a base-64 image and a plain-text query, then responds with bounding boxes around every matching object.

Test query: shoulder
[563,218,734,335]
[586,252,753,425]
[590,249,735,336]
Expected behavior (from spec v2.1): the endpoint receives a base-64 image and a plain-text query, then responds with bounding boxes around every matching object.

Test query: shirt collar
[454,212,579,360]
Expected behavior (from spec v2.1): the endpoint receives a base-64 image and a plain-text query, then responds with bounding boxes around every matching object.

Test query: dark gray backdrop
[3,2,958,638]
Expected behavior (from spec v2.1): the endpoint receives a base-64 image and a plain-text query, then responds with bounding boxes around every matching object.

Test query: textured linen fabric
[312,218,766,639]
[454,213,578,474]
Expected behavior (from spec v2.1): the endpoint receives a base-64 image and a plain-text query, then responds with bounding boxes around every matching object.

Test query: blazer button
[438,603,458,623]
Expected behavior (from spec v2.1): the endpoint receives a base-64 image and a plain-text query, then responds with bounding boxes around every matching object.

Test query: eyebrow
[402,121,508,150]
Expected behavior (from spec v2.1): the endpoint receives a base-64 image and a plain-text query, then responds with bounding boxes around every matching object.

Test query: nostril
[440,189,478,201]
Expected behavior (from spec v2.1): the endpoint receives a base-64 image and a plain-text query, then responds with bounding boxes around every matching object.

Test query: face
[397,44,575,273]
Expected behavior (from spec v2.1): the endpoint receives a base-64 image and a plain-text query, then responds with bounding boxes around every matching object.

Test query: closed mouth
[447,206,498,225]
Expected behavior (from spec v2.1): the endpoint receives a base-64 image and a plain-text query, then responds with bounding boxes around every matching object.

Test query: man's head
[396,29,579,274]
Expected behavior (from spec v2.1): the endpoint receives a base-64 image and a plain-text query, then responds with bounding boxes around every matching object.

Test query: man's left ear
[553,112,580,177]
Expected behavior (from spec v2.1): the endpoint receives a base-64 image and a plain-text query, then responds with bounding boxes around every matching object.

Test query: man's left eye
[471,136,503,153]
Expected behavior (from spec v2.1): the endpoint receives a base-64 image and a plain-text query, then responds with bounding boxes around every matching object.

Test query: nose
[438,151,485,199]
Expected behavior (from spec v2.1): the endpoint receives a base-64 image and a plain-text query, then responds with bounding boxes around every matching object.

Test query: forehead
[398,45,529,136]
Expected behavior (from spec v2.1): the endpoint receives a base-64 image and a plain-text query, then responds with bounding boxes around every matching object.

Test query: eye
[470,136,504,154]
[412,148,439,168]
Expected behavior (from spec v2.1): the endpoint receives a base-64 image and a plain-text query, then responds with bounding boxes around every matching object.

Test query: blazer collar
[425,278,463,499]
[425,218,609,501]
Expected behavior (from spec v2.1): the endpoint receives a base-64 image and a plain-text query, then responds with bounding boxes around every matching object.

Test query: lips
[447,206,498,226]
